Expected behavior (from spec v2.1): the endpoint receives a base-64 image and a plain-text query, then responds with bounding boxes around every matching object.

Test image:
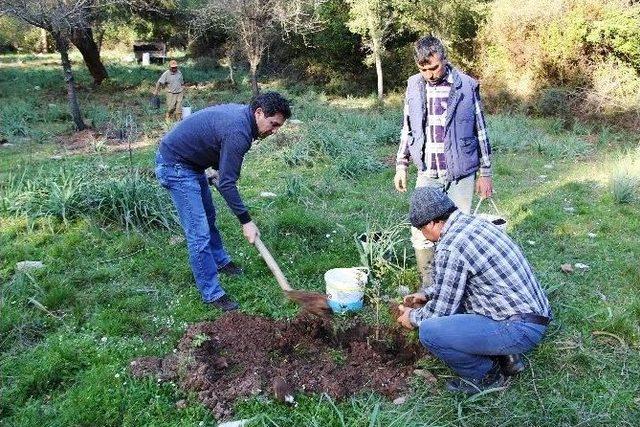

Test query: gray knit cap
[409,187,456,228]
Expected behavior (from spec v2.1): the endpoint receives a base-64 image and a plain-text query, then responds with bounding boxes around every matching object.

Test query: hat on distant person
[169,60,178,68]
[409,187,456,228]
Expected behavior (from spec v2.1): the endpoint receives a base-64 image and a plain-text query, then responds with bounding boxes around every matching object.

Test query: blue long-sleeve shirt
[159,104,258,224]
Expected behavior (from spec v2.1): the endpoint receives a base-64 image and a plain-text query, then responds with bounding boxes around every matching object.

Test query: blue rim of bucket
[328,300,363,313]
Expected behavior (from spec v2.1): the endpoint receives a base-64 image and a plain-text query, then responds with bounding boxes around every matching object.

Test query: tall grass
[1,164,176,230]
[611,147,640,203]
[277,96,400,177]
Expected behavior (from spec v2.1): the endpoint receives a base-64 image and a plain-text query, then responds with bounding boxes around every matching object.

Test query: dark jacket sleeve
[217,130,252,224]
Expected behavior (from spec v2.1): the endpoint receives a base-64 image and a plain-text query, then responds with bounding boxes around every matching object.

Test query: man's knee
[418,318,447,350]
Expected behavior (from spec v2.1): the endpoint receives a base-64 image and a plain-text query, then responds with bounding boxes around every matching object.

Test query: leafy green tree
[345,0,395,100]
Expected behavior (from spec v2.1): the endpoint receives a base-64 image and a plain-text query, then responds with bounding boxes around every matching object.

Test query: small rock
[50,155,64,160]
[527,240,536,246]
[260,191,277,198]
[273,378,296,405]
[175,399,187,409]
[564,207,575,213]
[16,261,44,271]
[218,420,251,427]
[560,263,574,274]
[538,175,547,180]
[288,119,303,125]
[413,369,437,384]
[544,164,554,169]
[393,396,407,405]
[574,263,589,270]
[587,233,597,238]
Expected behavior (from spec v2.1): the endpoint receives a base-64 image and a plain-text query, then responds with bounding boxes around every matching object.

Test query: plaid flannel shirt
[396,68,492,178]
[409,211,551,326]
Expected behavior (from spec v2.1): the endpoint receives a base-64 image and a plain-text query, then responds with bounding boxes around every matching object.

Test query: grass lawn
[1,53,639,426]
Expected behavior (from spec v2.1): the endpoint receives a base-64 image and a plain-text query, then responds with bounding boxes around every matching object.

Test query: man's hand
[205,168,219,187]
[242,221,260,244]
[396,304,415,330]
[475,176,493,199]
[403,292,428,308]
[394,170,408,192]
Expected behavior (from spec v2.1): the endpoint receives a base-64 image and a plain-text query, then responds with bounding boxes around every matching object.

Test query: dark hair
[432,206,458,224]
[250,92,292,119]
[414,36,447,65]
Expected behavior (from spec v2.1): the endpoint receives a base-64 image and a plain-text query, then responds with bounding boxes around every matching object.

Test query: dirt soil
[130,312,429,419]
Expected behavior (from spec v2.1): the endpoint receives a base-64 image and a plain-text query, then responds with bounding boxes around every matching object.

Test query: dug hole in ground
[129,309,429,420]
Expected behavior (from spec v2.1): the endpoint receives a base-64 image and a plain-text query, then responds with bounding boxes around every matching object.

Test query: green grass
[1,53,640,426]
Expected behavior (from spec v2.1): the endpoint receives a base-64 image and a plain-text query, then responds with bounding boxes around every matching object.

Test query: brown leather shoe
[218,261,243,277]
[498,354,526,376]
[208,295,239,311]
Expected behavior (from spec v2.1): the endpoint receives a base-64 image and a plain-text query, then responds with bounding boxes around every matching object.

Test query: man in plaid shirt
[397,187,551,394]
[394,35,493,290]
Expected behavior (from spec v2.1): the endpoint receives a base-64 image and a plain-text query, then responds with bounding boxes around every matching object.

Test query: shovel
[254,236,331,316]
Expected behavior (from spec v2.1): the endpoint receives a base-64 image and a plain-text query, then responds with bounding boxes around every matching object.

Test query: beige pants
[166,91,184,119]
[410,172,475,250]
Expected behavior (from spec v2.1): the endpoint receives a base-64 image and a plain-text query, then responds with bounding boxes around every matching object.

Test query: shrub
[1,165,177,230]
[611,148,640,204]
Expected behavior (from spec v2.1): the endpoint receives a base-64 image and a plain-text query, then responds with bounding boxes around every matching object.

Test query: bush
[611,148,640,204]
[1,165,177,230]
[478,0,640,127]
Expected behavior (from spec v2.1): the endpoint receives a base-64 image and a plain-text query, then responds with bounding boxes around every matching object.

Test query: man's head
[410,187,457,242]
[250,92,292,138]
[169,60,178,73]
[414,36,448,85]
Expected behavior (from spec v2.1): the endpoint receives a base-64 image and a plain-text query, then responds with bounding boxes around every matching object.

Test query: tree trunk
[39,28,48,53]
[55,35,86,131]
[373,38,384,100]
[71,27,108,86]
[249,60,260,97]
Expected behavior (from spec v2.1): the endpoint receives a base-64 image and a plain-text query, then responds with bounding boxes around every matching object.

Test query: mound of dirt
[130,312,430,419]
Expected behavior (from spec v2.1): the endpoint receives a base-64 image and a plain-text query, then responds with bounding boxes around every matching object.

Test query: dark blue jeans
[419,314,546,379]
[155,152,231,302]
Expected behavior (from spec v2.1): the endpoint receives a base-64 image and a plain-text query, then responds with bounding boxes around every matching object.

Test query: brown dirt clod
[129,312,430,420]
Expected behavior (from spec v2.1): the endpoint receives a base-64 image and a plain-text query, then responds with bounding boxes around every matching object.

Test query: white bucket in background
[325,267,368,314]
[142,52,150,66]
[181,106,192,119]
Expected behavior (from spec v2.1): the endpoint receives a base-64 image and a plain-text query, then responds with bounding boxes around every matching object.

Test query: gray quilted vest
[405,67,482,182]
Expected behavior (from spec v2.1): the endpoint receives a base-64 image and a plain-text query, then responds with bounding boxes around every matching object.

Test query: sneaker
[217,261,243,277]
[445,365,507,395]
[208,295,239,311]
[498,354,526,376]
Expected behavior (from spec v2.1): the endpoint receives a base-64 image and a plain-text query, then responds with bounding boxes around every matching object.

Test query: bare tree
[192,0,325,96]
[0,0,116,130]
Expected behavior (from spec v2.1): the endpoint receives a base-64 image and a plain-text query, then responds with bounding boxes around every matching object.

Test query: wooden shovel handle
[254,236,293,292]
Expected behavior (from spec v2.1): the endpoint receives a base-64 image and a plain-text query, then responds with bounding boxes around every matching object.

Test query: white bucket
[473,198,507,231]
[181,106,192,119]
[142,52,150,66]
[325,267,368,313]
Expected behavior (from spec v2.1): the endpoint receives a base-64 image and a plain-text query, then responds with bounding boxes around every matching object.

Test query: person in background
[154,60,184,121]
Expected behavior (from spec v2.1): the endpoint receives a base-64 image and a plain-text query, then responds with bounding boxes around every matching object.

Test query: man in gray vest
[394,35,494,287]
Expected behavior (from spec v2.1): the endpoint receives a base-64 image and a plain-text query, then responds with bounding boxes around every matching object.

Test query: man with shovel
[155,92,291,311]
[154,60,184,121]
[393,35,493,289]
[397,187,551,394]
